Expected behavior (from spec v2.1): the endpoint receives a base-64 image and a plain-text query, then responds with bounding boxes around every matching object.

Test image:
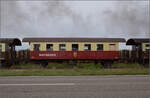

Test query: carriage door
[109,44,116,51]
[11,45,16,60]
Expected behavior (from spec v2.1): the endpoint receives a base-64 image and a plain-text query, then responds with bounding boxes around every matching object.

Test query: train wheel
[101,60,113,69]
[101,61,107,68]
[94,60,98,65]
[3,61,13,68]
[107,61,113,68]
[139,59,149,68]
[0,61,2,69]
[39,62,48,68]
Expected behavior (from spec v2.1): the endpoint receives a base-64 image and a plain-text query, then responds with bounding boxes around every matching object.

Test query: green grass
[11,63,103,69]
[11,62,145,69]
[112,62,143,68]
[0,68,149,76]
[11,63,38,69]
[0,62,148,76]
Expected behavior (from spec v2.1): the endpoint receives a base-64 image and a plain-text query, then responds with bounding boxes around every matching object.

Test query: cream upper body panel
[142,43,150,51]
[0,43,6,52]
[30,42,119,51]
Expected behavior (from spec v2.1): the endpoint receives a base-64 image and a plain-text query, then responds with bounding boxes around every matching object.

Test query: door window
[72,44,78,51]
[46,44,53,51]
[59,44,66,51]
[146,44,150,51]
[84,44,91,51]
[97,44,103,51]
[34,44,40,51]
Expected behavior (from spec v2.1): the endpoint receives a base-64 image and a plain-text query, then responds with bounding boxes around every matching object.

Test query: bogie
[101,60,113,68]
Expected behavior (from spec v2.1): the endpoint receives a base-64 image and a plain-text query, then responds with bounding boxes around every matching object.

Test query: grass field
[0,63,149,76]
[0,68,149,76]
[0,62,149,76]
[10,62,145,69]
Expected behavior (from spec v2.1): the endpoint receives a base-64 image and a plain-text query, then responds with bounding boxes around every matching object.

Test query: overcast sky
[0,1,149,49]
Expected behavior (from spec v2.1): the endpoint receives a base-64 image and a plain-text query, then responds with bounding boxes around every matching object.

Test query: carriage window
[146,44,150,51]
[84,44,91,51]
[72,44,78,51]
[34,44,40,51]
[97,44,103,51]
[0,45,2,52]
[59,44,66,51]
[46,44,53,51]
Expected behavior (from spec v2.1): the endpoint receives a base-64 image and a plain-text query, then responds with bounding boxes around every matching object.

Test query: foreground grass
[11,62,144,69]
[0,68,149,76]
[0,63,149,76]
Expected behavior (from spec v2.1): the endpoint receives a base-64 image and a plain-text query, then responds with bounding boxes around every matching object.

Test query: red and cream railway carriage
[23,37,125,67]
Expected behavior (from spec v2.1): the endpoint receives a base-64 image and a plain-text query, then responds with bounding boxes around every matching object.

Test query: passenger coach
[23,37,125,67]
[126,38,150,66]
[0,38,22,67]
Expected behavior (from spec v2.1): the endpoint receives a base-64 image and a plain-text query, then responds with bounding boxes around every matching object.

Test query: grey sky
[0,1,149,49]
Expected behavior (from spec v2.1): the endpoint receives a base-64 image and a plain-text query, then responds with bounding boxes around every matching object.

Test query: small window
[34,44,40,51]
[46,44,53,51]
[146,44,150,51]
[97,44,103,51]
[84,44,91,51]
[59,44,66,51]
[72,44,78,51]
[0,45,2,52]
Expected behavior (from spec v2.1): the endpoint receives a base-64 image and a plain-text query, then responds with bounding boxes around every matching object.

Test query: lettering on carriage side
[39,54,56,57]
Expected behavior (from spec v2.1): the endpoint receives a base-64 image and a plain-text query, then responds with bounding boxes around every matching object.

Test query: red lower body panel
[30,51,119,60]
